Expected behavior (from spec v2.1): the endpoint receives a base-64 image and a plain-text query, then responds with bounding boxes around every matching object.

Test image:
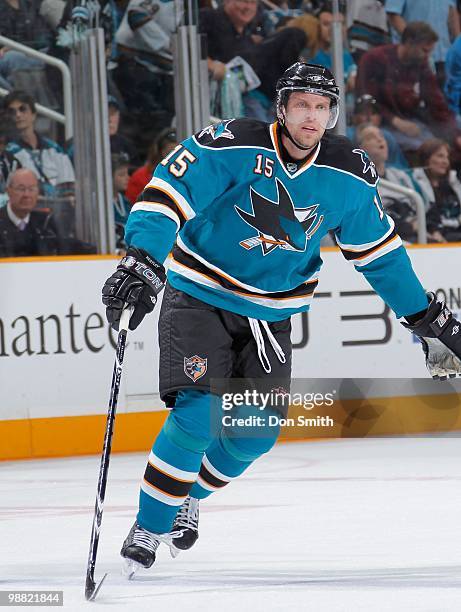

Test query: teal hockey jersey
[125,118,428,322]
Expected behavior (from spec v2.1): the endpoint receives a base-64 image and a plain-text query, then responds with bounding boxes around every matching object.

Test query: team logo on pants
[184,355,208,382]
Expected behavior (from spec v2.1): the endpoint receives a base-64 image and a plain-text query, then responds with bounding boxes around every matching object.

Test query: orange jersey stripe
[170,255,315,301]
[145,185,189,221]
[352,234,400,261]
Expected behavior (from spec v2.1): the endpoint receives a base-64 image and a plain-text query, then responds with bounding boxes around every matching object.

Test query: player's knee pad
[221,406,281,462]
[163,389,218,453]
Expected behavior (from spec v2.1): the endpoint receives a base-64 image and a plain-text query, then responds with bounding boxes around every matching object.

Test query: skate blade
[169,545,181,559]
[121,558,144,580]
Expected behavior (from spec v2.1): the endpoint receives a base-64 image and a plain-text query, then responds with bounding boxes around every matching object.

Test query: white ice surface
[2,437,461,612]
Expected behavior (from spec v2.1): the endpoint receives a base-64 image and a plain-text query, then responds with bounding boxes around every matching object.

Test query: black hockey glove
[102,247,166,331]
[401,292,461,380]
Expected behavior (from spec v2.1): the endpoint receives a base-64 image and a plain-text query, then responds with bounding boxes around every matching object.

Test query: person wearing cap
[108,95,138,165]
[99,62,461,576]
[348,94,408,169]
[111,153,132,251]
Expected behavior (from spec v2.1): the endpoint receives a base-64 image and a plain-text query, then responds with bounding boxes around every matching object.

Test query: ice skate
[120,521,162,578]
[170,496,199,557]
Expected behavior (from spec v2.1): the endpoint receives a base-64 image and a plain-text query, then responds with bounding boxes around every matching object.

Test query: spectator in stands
[108,95,137,164]
[357,124,418,241]
[346,0,390,63]
[200,0,266,119]
[4,90,75,197]
[126,127,178,204]
[0,0,52,50]
[114,0,178,114]
[200,0,306,120]
[200,0,262,82]
[385,0,460,86]
[0,168,62,256]
[348,94,408,169]
[112,154,132,251]
[412,138,461,242]
[0,0,53,90]
[357,22,460,156]
[305,9,356,93]
[0,111,21,196]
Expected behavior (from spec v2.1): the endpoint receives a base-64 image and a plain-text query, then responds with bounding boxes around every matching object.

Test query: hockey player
[102,63,461,575]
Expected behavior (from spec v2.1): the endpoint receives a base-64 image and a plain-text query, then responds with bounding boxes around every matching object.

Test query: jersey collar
[270,122,321,179]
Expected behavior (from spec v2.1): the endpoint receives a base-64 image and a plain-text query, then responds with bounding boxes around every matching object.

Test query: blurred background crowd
[2,0,461,257]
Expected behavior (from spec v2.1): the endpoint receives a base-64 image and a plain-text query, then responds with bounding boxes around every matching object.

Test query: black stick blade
[85,573,107,601]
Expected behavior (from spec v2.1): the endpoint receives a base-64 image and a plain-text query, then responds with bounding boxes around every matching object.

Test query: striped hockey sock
[138,390,216,533]
[138,428,201,533]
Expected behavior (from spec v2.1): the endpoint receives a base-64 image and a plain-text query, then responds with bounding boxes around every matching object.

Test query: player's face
[283,91,330,150]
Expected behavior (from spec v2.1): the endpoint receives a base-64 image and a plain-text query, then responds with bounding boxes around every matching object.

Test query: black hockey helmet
[276,62,340,130]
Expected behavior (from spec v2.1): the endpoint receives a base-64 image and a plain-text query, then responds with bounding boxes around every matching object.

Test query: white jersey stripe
[146,176,196,220]
[148,450,198,482]
[140,480,187,506]
[352,235,402,267]
[168,258,315,310]
[131,203,181,229]
[176,236,319,294]
[336,215,395,251]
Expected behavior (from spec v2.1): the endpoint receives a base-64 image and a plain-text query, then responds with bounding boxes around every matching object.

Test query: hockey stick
[85,306,132,601]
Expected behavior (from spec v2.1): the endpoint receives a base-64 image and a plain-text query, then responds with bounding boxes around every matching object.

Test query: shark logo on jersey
[353,148,377,179]
[235,178,324,256]
[199,119,235,141]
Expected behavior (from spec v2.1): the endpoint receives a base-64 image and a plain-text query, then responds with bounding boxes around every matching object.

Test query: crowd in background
[2,0,461,256]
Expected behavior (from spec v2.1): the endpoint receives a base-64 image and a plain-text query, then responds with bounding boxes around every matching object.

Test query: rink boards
[1,245,461,460]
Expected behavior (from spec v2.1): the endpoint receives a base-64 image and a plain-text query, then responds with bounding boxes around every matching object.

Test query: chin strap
[279,121,314,152]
